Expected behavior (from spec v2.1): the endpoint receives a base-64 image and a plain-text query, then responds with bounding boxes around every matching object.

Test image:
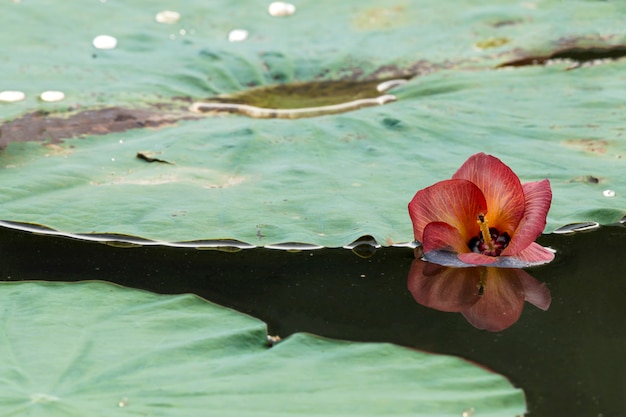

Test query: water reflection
[407,258,551,331]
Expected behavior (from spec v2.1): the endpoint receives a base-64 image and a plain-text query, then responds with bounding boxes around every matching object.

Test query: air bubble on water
[179,29,187,36]
[268,2,296,16]
[603,189,615,198]
[117,397,129,407]
[40,91,65,102]
[0,91,26,102]
[93,35,117,49]
[155,10,180,24]
[228,29,249,42]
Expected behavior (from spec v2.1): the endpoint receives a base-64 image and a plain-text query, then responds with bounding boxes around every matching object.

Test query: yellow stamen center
[477,214,495,252]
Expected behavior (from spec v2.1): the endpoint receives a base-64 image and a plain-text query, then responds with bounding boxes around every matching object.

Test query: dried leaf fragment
[136,151,174,165]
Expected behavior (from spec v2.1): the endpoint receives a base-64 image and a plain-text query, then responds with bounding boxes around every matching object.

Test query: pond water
[1,223,624,417]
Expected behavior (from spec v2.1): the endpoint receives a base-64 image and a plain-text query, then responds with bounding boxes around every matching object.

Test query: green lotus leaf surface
[0,280,525,416]
[1,0,624,246]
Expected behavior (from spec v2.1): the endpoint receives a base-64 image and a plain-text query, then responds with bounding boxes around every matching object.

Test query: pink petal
[452,153,525,236]
[458,252,499,265]
[462,268,525,332]
[422,222,471,254]
[518,271,552,311]
[502,179,552,256]
[407,259,481,312]
[421,260,449,277]
[408,179,487,244]
[508,242,555,266]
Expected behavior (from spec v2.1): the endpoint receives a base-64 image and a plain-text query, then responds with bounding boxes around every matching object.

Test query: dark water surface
[1,224,624,417]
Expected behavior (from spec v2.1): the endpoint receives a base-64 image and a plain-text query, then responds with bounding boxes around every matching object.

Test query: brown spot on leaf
[43,143,73,157]
[490,19,523,28]
[0,106,199,150]
[475,37,511,50]
[569,175,603,184]
[563,139,609,155]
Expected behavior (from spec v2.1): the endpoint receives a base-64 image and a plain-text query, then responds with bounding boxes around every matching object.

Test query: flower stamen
[477,214,495,252]
[468,215,511,256]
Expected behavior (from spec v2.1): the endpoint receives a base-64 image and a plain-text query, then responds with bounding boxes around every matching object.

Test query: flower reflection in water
[407,256,551,332]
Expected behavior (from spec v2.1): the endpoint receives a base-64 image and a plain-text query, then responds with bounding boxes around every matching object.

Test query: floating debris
[39,91,65,102]
[603,189,616,198]
[228,29,249,42]
[268,1,296,17]
[155,10,180,24]
[0,90,25,102]
[266,335,282,347]
[136,151,174,165]
[92,35,117,50]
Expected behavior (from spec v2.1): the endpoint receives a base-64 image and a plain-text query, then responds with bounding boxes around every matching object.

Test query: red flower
[408,153,554,267]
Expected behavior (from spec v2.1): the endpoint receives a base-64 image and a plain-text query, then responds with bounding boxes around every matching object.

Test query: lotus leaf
[0,0,624,246]
[0,280,525,416]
